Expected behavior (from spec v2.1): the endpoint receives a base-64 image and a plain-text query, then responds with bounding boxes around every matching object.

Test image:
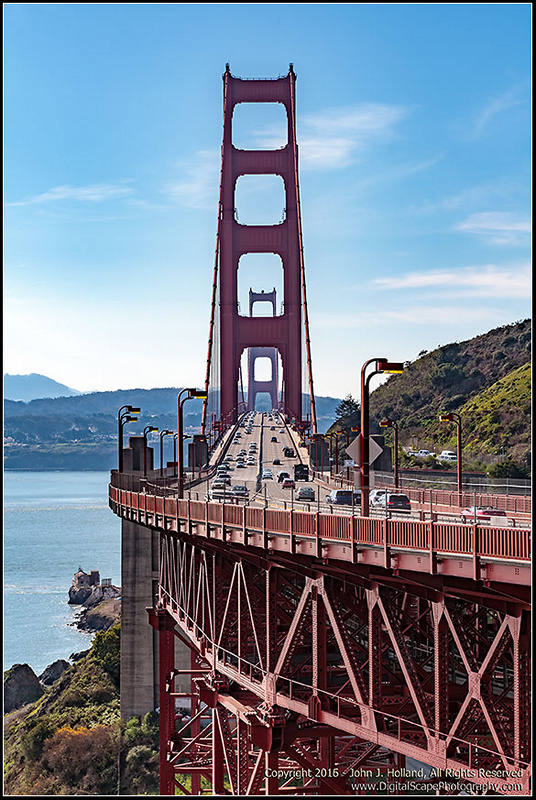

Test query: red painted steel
[145,532,531,794]
[212,65,315,429]
[110,485,530,576]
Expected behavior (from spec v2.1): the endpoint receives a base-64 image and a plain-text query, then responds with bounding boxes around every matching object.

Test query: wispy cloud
[165,149,220,210]
[457,212,531,246]
[313,305,499,329]
[471,86,524,137]
[408,180,525,216]
[298,103,411,169]
[370,262,530,299]
[6,182,134,206]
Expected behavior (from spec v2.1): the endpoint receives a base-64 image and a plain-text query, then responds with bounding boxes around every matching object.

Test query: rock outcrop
[4,663,44,712]
[39,659,70,686]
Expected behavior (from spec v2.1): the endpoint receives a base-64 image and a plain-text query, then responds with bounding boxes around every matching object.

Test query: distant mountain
[4,373,82,402]
[3,386,342,470]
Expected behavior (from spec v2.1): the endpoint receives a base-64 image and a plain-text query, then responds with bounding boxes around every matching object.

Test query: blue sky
[4,3,531,399]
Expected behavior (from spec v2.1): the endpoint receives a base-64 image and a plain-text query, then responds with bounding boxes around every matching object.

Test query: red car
[460,507,507,524]
[281,478,295,489]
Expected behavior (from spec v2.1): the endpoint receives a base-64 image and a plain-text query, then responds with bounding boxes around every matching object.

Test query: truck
[294,464,309,481]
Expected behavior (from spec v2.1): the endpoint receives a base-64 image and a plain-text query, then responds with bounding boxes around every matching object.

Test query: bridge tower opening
[202,64,317,440]
[247,288,279,411]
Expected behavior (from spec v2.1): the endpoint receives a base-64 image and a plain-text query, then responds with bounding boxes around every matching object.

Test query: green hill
[368,319,531,465]
[3,626,159,795]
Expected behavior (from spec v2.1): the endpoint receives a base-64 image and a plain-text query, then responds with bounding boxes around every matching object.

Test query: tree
[335,394,360,420]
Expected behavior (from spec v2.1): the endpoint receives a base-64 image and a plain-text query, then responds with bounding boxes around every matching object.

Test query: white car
[262,469,273,479]
[415,449,435,458]
[438,450,457,462]
[370,489,388,508]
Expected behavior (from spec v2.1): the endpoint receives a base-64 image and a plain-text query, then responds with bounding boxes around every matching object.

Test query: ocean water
[4,471,121,675]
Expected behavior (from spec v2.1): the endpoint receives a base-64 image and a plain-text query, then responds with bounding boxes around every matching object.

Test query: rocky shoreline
[4,571,121,715]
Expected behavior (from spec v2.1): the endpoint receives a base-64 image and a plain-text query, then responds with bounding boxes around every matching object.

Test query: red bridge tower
[202,64,317,435]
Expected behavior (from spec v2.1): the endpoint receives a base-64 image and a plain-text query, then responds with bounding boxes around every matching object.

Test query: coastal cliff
[68,568,121,633]
[4,624,160,795]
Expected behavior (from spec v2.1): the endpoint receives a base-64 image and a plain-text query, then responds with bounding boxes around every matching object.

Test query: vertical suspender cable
[201,72,229,436]
[289,68,318,434]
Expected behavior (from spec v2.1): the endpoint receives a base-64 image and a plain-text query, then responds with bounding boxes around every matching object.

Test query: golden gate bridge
[109,65,531,796]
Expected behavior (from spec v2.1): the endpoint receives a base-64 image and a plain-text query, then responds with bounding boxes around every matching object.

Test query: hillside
[4,388,340,470]
[368,319,531,464]
[3,625,160,795]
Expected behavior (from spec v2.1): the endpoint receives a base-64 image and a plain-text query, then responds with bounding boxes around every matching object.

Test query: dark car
[273,458,281,465]
[460,507,507,524]
[385,493,411,513]
[271,436,277,442]
[277,471,291,483]
[326,489,361,506]
[296,486,315,501]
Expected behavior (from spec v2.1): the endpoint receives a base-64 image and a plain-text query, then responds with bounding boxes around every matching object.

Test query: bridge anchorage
[110,65,531,796]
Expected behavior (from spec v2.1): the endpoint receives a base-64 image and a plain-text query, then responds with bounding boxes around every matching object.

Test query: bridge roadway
[192,411,530,528]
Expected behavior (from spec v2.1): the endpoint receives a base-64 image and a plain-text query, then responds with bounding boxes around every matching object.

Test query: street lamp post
[159,430,173,477]
[439,412,463,500]
[380,419,399,489]
[361,359,404,516]
[143,425,158,477]
[178,388,208,497]
[173,433,178,478]
[117,405,141,472]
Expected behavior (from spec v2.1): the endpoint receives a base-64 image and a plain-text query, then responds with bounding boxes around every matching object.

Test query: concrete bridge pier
[119,437,190,720]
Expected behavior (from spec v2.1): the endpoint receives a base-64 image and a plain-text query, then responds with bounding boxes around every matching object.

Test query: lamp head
[379,419,393,428]
[439,414,454,422]
[377,360,404,374]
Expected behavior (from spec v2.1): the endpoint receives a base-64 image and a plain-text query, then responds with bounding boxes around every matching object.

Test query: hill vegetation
[3,625,160,796]
[367,319,530,465]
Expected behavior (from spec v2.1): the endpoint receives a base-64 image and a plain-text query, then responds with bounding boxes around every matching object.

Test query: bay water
[4,471,121,675]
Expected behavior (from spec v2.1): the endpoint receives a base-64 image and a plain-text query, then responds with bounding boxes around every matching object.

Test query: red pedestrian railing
[109,484,531,567]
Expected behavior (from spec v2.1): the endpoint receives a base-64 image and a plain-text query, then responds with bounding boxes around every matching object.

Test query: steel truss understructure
[148,528,530,795]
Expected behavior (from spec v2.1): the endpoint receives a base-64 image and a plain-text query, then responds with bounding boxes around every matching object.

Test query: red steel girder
[152,533,531,794]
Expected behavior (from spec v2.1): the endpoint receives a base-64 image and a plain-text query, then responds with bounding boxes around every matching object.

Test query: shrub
[92,623,120,687]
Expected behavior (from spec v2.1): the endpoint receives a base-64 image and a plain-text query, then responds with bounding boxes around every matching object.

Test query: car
[326,489,361,506]
[277,471,291,483]
[231,485,249,498]
[279,429,285,434]
[415,449,434,458]
[239,449,247,455]
[208,489,228,501]
[270,426,276,431]
[460,507,507,524]
[281,478,295,489]
[296,486,315,501]
[262,469,273,479]
[212,478,230,488]
[273,458,281,465]
[271,436,278,442]
[235,433,242,438]
[369,489,388,508]
[438,450,458,462]
[384,493,411,513]
[236,461,246,468]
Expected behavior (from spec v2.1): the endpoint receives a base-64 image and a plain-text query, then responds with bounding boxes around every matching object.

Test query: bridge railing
[110,482,531,564]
